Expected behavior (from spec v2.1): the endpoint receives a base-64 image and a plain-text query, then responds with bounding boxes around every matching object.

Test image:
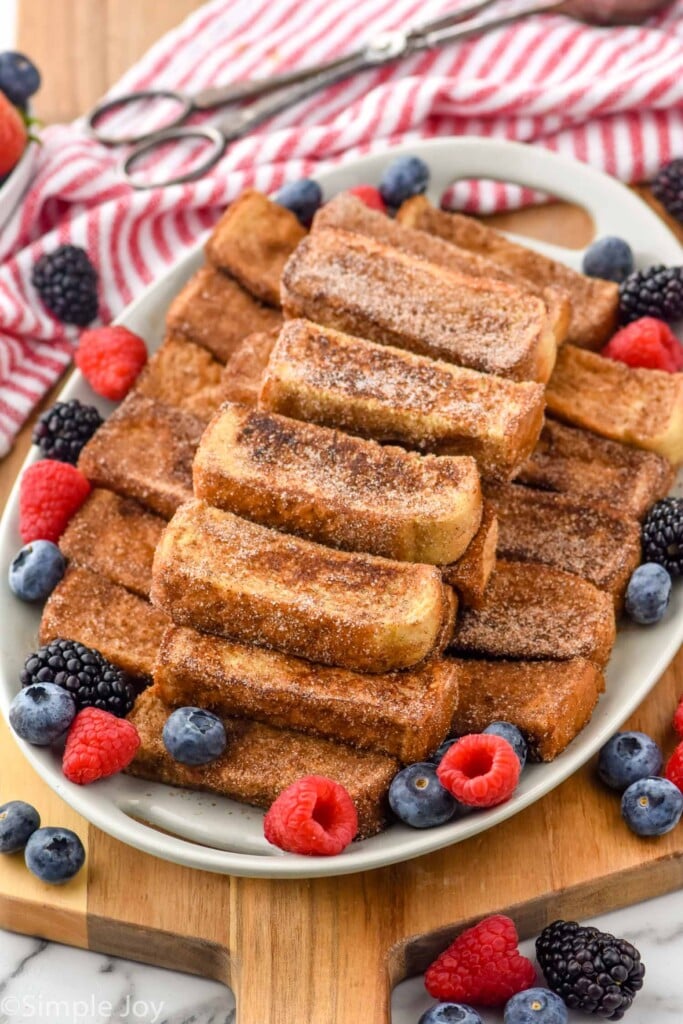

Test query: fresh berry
[379,154,430,208]
[19,459,90,543]
[503,988,568,1024]
[425,914,536,1006]
[0,800,40,853]
[582,237,634,284]
[0,51,40,107]
[24,826,85,884]
[263,775,358,856]
[536,920,645,1020]
[642,498,683,577]
[601,317,683,372]
[673,696,683,739]
[619,264,683,324]
[0,90,27,176]
[597,731,662,791]
[62,707,140,784]
[621,776,683,836]
[430,738,457,764]
[389,762,459,828]
[32,398,103,464]
[437,734,521,808]
[483,722,528,770]
[665,741,683,794]
[624,563,672,624]
[9,539,65,602]
[75,326,147,401]
[652,158,683,223]
[274,178,322,227]
[32,244,99,326]
[418,1004,482,1024]
[347,185,387,213]
[9,682,76,746]
[162,706,227,766]
[21,638,136,717]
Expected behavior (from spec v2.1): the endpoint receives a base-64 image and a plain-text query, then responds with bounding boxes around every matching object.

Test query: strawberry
[0,92,27,177]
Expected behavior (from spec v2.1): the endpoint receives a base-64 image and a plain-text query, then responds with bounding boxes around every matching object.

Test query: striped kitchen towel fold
[0,0,682,456]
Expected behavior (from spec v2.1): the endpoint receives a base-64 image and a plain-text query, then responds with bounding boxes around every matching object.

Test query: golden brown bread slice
[193,402,482,564]
[448,657,604,761]
[134,333,226,422]
[282,227,556,382]
[59,489,165,598]
[545,345,683,465]
[205,190,306,306]
[127,686,397,840]
[450,560,616,667]
[259,320,546,480]
[151,499,456,674]
[220,329,279,408]
[441,501,498,607]
[155,625,458,763]
[78,393,205,519]
[165,264,282,364]
[517,420,675,519]
[40,567,168,681]
[485,481,642,608]
[397,195,620,350]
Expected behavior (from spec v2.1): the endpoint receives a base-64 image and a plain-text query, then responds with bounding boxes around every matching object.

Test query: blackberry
[32,245,99,326]
[21,638,135,717]
[619,264,683,324]
[32,399,103,464]
[536,920,644,1020]
[642,497,683,577]
[652,158,683,223]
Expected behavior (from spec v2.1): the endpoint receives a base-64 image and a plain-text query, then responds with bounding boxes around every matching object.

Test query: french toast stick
[546,345,683,464]
[442,501,498,607]
[518,420,675,519]
[40,567,168,681]
[220,329,278,408]
[259,320,546,480]
[155,625,459,763]
[282,227,556,382]
[127,686,397,839]
[397,195,620,349]
[205,190,306,306]
[151,499,456,674]
[449,657,604,761]
[193,402,482,564]
[450,561,616,667]
[135,333,226,422]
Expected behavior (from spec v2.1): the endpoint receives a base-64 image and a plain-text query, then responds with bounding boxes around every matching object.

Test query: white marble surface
[0,887,680,1022]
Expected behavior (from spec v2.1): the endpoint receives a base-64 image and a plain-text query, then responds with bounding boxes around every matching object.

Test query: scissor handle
[121,125,225,189]
[88,89,193,145]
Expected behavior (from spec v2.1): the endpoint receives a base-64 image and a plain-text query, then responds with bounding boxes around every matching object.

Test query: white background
[0,2,17,50]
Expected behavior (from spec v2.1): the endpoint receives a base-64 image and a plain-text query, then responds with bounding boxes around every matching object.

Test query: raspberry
[19,460,90,543]
[665,741,683,794]
[263,775,358,856]
[602,317,683,372]
[425,914,536,1006]
[674,696,683,739]
[75,326,148,401]
[62,707,140,784]
[347,185,387,213]
[437,734,520,807]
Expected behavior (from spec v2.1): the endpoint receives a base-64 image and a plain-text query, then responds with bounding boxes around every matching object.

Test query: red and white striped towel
[0,0,682,456]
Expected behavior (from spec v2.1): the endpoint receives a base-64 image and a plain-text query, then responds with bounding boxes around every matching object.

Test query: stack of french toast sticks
[39,187,682,840]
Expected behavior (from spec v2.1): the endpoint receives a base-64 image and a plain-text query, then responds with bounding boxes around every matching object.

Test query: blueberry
[625,563,672,625]
[0,800,40,853]
[503,988,568,1024]
[9,540,66,602]
[621,776,683,836]
[582,236,635,284]
[379,155,430,208]
[389,762,458,828]
[9,683,76,746]
[598,731,663,791]
[24,826,85,884]
[0,52,41,107]
[162,706,227,765]
[429,738,457,764]
[419,1003,482,1024]
[274,178,322,227]
[484,721,528,769]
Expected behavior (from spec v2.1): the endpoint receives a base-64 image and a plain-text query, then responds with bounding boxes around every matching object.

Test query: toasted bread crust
[259,320,545,480]
[442,501,498,607]
[194,402,482,564]
[135,333,226,422]
[220,329,278,408]
[127,686,397,839]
